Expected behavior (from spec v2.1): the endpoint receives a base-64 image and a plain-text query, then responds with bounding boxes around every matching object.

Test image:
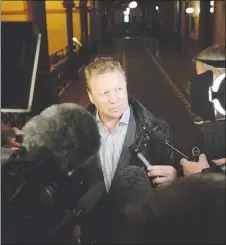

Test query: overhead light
[129,1,137,9]
[186,7,194,14]
[126,7,130,12]
[210,1,214,6]
[210,7,214,13]
[156,6,159,11]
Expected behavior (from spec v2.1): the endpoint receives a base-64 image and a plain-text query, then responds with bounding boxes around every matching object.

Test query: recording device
[201,163,226,174]
[165,139,225,174]
[109,165,153,220]
[165,140,190,160]
[2,146,105,243]
[129,143,163,186]
[130,130,224,175]
[2,103,103,243]
[129,144,151,168]
[2,146,87,223]
[165,140,223,168]
[189,63,225,124]
[1,146,24,166]
[49,182,105,236]
[1,22,41,113]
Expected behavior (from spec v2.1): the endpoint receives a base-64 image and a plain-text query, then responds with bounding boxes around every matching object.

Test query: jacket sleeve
[141,126,182,177]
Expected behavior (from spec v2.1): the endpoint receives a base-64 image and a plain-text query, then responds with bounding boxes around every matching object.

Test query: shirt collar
[96,105,130,125]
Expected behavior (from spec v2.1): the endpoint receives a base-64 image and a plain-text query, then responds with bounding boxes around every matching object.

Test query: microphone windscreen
[109,165,154,220]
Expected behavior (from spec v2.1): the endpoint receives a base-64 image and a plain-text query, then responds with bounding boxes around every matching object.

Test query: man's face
[88,71,128,120]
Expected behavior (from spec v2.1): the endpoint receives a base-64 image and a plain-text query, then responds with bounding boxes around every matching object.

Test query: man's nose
[108,91,118,103]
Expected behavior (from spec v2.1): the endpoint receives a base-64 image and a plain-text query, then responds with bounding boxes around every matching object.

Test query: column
[27,0,50,72]
[213,1,225,44]
[80,0,88,45]
[62,0,75,54]
[27,0,60,116]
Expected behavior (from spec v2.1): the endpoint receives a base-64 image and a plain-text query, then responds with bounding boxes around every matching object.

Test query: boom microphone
[50,182,106,235]
[109,165,154,220]
[2,103,102,243]
[129,129,168,168]
[129,144,151,168]
[22,103,101,173]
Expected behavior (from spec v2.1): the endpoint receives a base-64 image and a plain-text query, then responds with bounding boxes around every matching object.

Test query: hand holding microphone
[180,153,226,175]
[129,144,177,186]
[147,165,177,186]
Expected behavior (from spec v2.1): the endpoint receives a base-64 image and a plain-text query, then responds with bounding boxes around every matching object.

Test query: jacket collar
[86,94,169,135]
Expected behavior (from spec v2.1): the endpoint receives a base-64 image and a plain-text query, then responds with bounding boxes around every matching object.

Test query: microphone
[49,182,106,235]
[109,165,154,221]
[22,103,101,174]
[129,144,151,168]
[74,182,106,215]
[130,127,172,168]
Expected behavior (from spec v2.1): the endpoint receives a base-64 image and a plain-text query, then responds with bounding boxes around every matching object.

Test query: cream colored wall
[1,0,91,55]
[188,0,200,40]
[1,1,28,21]
[87,0,94,37]
[72,9,81,41]
[45,1,68,55]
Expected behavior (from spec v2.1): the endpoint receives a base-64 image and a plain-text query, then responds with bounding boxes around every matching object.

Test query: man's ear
[87,90,94,104]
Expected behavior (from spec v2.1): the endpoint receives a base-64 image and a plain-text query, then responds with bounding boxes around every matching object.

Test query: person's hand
[8,127,24,147]
[147,165,177,186]
[212,158,226,165]
[180,153,210,175]
[12,127,24,135]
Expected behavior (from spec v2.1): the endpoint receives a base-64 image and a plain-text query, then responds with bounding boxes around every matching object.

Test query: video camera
[1,145,92,243]
[189,59,225,124]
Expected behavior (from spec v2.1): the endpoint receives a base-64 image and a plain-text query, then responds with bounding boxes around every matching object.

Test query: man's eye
[101,91,108,96]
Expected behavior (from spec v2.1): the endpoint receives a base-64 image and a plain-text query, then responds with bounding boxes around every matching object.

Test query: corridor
[60,37,203,157]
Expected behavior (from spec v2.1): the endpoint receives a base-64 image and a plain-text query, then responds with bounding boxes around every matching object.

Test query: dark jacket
[85,95,179,186]
[83,95,179,244]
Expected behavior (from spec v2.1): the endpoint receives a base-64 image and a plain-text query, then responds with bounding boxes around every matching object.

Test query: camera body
[2,146,88,243]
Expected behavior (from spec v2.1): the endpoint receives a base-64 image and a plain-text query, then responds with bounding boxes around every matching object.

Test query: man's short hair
[195,44,226,74]
[84,57,126,91]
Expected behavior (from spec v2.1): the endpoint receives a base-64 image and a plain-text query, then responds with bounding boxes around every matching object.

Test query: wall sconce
[129,1,137,9]
[186,7,194,14]
[73,37,82,47]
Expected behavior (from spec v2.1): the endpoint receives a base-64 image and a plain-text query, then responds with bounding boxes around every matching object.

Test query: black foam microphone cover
[109,165,154,220]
